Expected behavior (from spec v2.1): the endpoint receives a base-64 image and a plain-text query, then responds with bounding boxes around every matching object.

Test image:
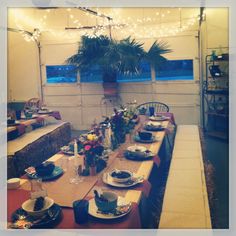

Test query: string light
[12,8,200,41]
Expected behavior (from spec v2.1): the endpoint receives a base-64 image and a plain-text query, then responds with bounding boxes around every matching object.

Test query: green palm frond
[146,40,172,68]
[66,35,172,82]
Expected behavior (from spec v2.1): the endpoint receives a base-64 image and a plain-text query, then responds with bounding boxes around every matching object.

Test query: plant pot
[103,82,119,97]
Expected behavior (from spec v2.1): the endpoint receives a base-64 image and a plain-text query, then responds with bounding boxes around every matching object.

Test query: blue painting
[46,65,77,83]
[156,59,193,81]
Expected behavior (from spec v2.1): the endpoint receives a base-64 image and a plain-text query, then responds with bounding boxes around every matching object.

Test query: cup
[15,110,22,120]
[149,106,155,116]
[73,200,89,224]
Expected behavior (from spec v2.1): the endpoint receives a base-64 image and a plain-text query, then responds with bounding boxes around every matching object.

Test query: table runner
[20,151,119,207]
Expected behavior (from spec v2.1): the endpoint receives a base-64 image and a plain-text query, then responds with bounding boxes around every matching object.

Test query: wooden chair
[136,102,169,114]
[24,98,42,112]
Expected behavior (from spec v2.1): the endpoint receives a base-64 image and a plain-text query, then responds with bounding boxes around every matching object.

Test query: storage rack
[202,53,229,140]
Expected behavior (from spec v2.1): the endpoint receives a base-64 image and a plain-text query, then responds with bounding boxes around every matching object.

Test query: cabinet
[203,53,229,140]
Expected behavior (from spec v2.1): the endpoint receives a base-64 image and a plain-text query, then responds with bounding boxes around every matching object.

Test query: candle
[74,140,78,158]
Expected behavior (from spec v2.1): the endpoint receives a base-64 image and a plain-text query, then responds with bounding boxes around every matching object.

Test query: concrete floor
[205,136,229,228]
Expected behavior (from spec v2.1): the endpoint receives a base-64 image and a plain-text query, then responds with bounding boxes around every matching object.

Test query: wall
[40,32,200,129]
[7,32,40,101]
[7,8,229,130]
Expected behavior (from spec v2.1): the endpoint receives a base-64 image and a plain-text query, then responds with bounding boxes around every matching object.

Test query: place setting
[124,145,155,161]
[9,178,63,229]
[149,114,170,122]
[10,196,62,229]
[25,161,64,181]
[134,130,160,143]
[88,190,132,220]
[144,121,166,132]
[102,169,144,188]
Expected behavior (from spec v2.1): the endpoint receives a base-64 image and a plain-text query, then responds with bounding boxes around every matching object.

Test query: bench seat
[159,125,211,229]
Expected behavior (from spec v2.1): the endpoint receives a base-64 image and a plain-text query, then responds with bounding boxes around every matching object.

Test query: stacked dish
[124,145,155,161]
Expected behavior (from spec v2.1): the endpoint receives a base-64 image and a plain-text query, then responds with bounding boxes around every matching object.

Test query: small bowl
[146,121,162,127]
[95,191,118,212]
[22,197,54,217]
[35,162,55,176]
[109,170,133,183]
[7,178,20,189]
[138,131,152,140]
[24,111,33,119]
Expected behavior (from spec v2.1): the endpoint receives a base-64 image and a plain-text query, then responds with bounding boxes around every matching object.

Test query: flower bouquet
[80,133,107,176]
[110,108,127,147]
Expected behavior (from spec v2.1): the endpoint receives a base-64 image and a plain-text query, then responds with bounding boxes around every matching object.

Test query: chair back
[24,98,42,112]
[136,102,169,115]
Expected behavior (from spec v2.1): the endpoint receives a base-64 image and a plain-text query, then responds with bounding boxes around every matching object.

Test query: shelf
[205,90,229,95]
[205,131,228,140]
[206,54,229,62]
[206,112,229,117]
[207,76,228,79]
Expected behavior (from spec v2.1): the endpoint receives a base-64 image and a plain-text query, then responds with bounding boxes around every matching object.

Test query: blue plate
[124,150,155,161]
[27,166,64,181]
[144,125,165,132]
[11,204,62,229]
[134,135,158,143]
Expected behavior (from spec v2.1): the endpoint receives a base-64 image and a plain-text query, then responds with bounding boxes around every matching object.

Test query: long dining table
[7,114,174,229]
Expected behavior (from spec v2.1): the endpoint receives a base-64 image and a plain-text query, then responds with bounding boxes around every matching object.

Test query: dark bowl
[7,119,15,125]
[138,131,152,140]
[95,192,118,212]
[35,162,55,176]
[110,170,133,183]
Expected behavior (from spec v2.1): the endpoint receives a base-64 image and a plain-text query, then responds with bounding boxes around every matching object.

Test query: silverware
[123,176,144,185]
[96,203,131,216]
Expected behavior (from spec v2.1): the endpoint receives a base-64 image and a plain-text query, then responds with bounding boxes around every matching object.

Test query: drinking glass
[149,106,155,116]
[69,157,84,184]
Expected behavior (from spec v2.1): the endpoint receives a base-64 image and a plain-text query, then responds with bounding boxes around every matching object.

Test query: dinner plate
[127,145,147,153]
[37,110,53,114]
[149,116,169,121]
[26,166,64,181]
[124,150,155,161]
[60,146,74,156]
[134,135,159,143]
[144,125,165,132]
[103,172,144,188]
[88,197,132,219]
[21,114,39,119]
[11,204,62,229]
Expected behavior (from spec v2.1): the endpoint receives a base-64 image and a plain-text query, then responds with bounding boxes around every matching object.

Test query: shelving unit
[203,53,229,140]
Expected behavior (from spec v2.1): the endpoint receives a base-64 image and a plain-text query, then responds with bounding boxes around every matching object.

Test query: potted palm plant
[66,35,171,97]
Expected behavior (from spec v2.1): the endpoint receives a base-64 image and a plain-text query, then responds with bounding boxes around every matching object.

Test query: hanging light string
[12,8,201,42]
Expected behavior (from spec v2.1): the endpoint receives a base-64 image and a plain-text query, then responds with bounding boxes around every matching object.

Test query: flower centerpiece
[80,133,106,176]
[109,108,127,148]
[122,105,139,132]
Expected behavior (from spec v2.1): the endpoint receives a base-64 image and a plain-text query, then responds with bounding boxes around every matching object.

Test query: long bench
[7,121,71,178]
[159,125,212,229]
